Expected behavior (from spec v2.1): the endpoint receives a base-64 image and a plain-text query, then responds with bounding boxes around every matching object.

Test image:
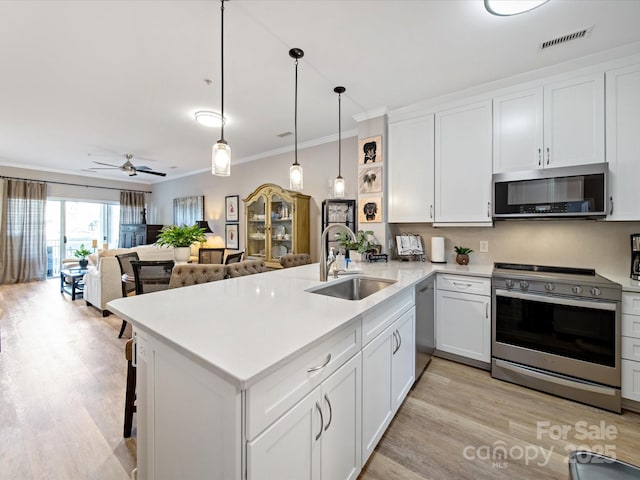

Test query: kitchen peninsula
[108,261,492,480]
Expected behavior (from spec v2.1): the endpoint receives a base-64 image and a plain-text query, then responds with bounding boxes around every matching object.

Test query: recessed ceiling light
[485,0,549,16]
[195,110,226,128]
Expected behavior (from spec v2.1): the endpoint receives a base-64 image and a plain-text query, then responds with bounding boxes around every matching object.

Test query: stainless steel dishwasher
[415,276,435,383]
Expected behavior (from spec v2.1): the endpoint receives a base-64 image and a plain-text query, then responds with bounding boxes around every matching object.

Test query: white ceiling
[1,0,640,184]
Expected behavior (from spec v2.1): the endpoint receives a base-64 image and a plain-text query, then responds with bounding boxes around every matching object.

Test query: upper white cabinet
[388,115,435,223]
[434,99,493,224]
[493,73,605,173]
[606,64,640,221]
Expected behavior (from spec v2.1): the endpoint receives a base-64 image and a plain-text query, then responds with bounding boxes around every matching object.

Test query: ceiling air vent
[540,26,593,50]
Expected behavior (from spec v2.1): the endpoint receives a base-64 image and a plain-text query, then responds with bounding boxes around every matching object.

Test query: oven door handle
[495,289,617,311]
[494,359,618,397]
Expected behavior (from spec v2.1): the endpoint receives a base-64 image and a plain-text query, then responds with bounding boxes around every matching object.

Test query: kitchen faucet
[319,224,356,281]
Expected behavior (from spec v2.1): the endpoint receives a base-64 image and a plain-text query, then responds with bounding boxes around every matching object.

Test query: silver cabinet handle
[392,331,399,354]
[323,394,332,431]
[452,281,472,289]
[487,202,491,217]
[538,148,542,166]
[485,301,489,319]
[546,147,550,165]
[307,353,331,373]
[132,335,138,367]
[397,329,402,352]
[430,204,433,219]
[315,401,324,441]
[609,196,614,216]
[392,330,401,355]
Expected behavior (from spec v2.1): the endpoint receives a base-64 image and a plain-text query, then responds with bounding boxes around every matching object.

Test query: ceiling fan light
[290,163,303,190]
[195,110,225,128]
[333,176,345,198]
[212,140,231,176]
[484,0,549,16]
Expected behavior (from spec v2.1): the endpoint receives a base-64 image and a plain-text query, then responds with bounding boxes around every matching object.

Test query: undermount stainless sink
[308,276,396,301]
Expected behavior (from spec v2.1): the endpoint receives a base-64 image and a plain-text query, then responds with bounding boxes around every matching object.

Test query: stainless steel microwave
[492,163,608,219]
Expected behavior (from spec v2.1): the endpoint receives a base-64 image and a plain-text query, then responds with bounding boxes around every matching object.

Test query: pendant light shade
[289,48,304,190]
[333,86,346,198]
[212,0,231,176]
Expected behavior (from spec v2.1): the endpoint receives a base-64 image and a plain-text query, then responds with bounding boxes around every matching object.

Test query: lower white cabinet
[436,275,491,364]
[247,353,362,480]
[362,307,415,464]
[622,292,640,403]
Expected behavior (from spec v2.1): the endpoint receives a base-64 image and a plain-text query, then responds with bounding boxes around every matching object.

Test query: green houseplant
[156,224,207,263]
[336,229,377,260]
[73,244,92,268]
[454,246,473,265]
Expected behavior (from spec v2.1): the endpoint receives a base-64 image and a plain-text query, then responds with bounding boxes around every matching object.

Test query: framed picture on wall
[225,224,239,249]
[358,135,382,165]
[359,166,382,194]
[358,197,382,223]
[225,195,239,223]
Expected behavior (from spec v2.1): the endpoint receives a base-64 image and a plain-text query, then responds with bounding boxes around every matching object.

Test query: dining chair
[131,260,175,295]
[224,251,244,264]
[198,247,225,264]
[115,252,140,338]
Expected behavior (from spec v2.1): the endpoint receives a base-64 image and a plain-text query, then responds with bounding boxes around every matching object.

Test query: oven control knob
[519,280,529,289]
[545,282,555,292]
[505,279,514,288]
[572,285,583,295]
[590,287,601,296]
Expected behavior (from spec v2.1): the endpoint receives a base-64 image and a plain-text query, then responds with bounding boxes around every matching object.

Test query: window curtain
[119,191,146,226]
[0,179,48,284]
[173,196,204,226]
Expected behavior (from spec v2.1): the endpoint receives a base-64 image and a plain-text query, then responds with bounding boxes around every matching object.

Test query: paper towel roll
[431,236,445,263]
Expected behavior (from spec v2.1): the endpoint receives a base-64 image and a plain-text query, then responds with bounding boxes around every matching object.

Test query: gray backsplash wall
[389,221,640,278]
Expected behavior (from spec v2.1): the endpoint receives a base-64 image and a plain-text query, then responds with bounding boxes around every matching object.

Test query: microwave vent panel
[540,26,593,50]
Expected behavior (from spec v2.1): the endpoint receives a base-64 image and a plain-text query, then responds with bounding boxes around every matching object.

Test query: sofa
[84,244,174,316]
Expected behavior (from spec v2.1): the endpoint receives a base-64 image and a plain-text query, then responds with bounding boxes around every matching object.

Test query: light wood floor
[2,279,640,480]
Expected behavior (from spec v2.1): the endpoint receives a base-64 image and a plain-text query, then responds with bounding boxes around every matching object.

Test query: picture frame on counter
[225,195,239,223]
[225,223,239,249]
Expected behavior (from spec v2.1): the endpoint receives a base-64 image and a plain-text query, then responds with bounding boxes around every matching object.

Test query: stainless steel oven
[491,263,622,413]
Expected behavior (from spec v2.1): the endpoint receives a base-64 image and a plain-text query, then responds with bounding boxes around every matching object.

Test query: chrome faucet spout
[320,224,356,281]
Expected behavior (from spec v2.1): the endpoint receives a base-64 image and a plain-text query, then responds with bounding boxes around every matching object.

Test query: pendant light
[289,48,304,190]
[212,0,230,176]
[333,86,346,198]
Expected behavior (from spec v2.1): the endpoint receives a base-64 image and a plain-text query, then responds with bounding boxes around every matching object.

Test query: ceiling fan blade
[92,161,121,168]
[136,169,166,177]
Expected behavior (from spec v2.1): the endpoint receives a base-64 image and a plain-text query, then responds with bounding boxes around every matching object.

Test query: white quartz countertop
[600,271,640,293]
[108,260,491,389]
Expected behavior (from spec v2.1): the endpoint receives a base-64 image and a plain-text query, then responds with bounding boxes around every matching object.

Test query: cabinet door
[436,290,490,363]
[606,64,640,221]
[388,115,435,222]
[320,353,362,480]
[543,73,604,168]
[361,326,393,464]
[622,360,640,402]
[391,308,415,410]
[492,88,543,173]
[434,100,493,224]
[247,387,321,480]
[245,194,267,260]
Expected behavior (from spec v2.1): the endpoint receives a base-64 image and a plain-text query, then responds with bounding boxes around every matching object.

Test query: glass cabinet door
[246,195,267,259]
[268,193,293,263]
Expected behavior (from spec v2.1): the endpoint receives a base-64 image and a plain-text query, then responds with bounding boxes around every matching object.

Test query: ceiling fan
[87,153,167,177]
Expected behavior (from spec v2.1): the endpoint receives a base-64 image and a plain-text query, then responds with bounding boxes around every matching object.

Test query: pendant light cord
[294,57,299,166]
[338,91,342,177]
[220,0,225,141]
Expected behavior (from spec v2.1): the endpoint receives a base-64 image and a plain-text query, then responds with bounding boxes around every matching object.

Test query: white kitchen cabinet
[247,353,362,480]
[388,115,435,223]
[606,64,640,221]
[436,275,491,365]
[434,99,493,225]
[362,307,415,464]
[492,73,604,173]
[622,292,640,404]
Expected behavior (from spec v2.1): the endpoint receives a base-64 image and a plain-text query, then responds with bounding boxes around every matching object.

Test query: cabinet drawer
[623,314,640,339]
[622,359,640,402]
[362,289,413,346]
[245,321,361,440]
[623,336,640,362]
[437,274,490,296]
[623,292,640,316]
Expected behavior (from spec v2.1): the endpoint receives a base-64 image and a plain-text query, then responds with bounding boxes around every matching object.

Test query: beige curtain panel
[0,179,48,284]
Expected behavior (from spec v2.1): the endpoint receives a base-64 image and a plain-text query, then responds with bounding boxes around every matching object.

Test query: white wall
[151,136,358,261]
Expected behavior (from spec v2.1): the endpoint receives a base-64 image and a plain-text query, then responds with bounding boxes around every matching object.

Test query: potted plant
[73,244,92,269]
[156,224,207,263]
[454,246,473,265]
[336,229,377,261]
